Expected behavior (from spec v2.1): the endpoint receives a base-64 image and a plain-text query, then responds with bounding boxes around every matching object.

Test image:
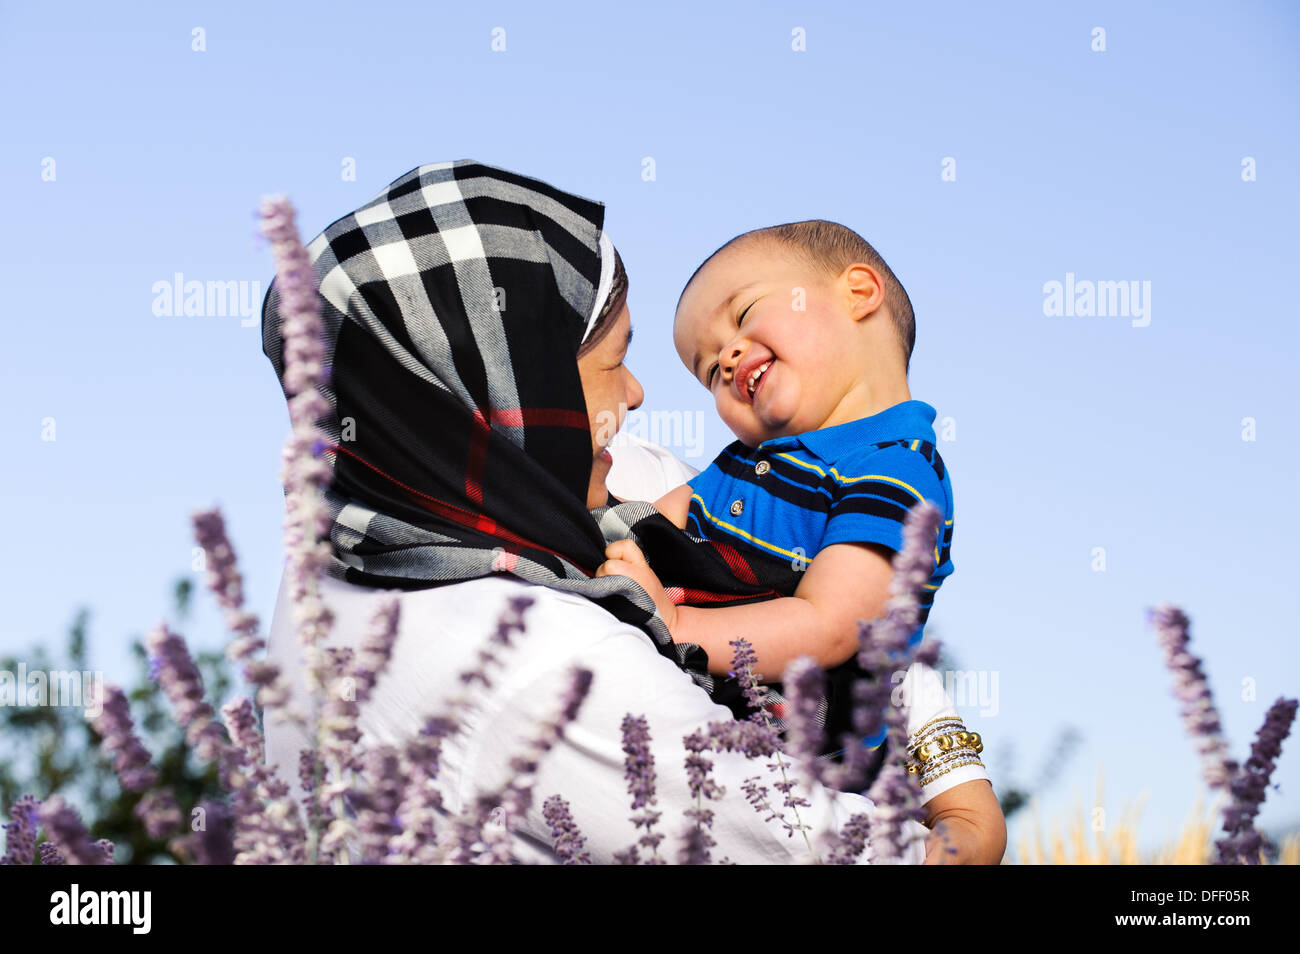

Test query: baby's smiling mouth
[746,360,773,401]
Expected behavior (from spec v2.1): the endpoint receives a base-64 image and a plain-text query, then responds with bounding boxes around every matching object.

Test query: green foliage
[0,578,233,864]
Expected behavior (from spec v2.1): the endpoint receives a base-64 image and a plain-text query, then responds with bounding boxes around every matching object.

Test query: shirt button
[754,460,770,476]
[729,498,745,516]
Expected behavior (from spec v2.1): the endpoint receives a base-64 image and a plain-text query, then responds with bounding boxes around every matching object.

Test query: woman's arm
[493,609,927,864]
[898,662,1004,864]
[922,780,1007,864]
[265,573,919,864]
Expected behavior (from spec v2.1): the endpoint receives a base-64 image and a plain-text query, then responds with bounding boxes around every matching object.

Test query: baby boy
[597,220,1004,863]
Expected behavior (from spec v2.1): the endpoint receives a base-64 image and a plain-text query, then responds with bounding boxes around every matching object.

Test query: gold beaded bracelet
[905,730,984,776]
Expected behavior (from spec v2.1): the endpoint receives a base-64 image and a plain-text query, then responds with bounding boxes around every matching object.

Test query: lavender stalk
[1149,603,1239,794]
[543,795,591,864]
[1214,697,1298,865]
[612,714,664,864]
[260,195,343,864]
[1,795,41,866]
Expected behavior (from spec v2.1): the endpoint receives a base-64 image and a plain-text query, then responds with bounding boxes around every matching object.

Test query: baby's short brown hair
[680,220,916,375]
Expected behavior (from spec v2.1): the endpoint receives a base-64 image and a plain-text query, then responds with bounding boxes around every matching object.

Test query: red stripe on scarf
[708,539,762,585]
[465,406,589,506]
[489,407,589,429]
[465,408,490,506]
[325,441,595,573]
[666,585,780,605]
[327,441,779,608]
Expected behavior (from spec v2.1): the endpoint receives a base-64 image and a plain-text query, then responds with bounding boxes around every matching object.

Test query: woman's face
[576,303,644,507]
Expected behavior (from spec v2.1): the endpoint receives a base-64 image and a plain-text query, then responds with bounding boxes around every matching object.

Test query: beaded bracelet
[905,717,985,784]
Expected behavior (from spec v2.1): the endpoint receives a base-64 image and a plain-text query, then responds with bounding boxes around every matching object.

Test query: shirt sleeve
[900,662,991,805]
[820,444,947,556]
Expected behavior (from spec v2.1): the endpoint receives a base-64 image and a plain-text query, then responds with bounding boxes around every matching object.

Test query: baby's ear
[844,263,887,321]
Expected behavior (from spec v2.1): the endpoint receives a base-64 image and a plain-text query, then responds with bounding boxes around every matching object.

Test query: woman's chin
[586,450,613,507]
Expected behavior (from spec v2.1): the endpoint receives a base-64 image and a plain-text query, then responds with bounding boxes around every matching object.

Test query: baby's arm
[597,538,896,682]
[651,483,693,529]
[677,541,897,679]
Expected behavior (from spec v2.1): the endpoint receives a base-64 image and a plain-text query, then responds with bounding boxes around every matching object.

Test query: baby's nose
[721,347,743,380]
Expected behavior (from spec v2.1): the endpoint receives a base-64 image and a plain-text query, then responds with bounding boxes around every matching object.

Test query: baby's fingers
[595,558,635,580]
[604,539,647,566]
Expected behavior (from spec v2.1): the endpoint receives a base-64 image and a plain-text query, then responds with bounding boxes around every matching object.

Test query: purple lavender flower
[171,799,236,865]
[95,838,116,864]
[542,795,591,864]
[613,714,663,864]
[191,508,262,658]
[87,685,158,793]
[261,196,343,863]
[390,597,537,864]
[864,737,928,863]
[461,595,534,690]
[780,656,828,785]
[135,789,183,842]
[349,598,400,707]
[727,637,766,712]
[1,795,41,865]
[1215,697,1298,865]
[446,665,593,865]
[824,500,944,859]
[38,841,65,865]
[388,714,457,864]
[192,507,292,710]
[741,776,780,826]
[347,746,405,864]
[39,795,110,865]
[145,622,228,766]
[220,696,309,865]
[678,728,723,865]
[824,813,872,865]
[1149,603,1240,793]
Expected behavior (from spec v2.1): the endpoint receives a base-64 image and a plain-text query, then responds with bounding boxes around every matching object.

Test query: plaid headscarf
[260,160,787,718]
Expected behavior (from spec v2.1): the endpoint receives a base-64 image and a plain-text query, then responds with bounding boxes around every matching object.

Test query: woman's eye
[737,300,755,326]
[707,363,718,386]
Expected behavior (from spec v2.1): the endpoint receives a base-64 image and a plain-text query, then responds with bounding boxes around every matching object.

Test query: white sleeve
[899,662,991,805]
[459,590,927,865]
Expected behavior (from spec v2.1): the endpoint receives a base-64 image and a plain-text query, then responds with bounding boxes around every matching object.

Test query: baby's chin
[727,411,795,448]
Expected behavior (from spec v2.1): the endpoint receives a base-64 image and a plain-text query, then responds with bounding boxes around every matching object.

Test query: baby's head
[673,220,915,448]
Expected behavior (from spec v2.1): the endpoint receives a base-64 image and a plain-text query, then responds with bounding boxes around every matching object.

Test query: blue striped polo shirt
[686,399,955,745]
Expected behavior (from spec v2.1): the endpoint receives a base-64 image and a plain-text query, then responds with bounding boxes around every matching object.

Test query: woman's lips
[598,447,613,463]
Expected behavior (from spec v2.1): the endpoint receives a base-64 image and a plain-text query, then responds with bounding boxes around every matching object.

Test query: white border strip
[582,230,615,344]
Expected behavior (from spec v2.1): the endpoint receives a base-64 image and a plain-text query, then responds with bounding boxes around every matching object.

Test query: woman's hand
[595,539,679,632]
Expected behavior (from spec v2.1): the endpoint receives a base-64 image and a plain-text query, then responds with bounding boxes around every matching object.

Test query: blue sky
[2,0,1297,858]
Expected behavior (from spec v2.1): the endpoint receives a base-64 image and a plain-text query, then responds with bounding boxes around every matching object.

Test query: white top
[604,431,701,504]
[262,439,989,864]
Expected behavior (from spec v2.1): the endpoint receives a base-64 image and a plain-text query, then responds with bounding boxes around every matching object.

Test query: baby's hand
[595,539,679,632]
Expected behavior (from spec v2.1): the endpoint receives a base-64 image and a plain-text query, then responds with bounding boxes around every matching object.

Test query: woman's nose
[626,369,645,411]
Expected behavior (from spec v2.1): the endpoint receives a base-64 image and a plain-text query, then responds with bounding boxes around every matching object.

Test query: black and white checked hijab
[260,160,781,712]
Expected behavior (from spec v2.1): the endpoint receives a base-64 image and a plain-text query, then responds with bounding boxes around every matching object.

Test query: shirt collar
[756,400,939,461]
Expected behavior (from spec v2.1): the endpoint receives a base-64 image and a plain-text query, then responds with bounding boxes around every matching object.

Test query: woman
[260,159,996,863]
